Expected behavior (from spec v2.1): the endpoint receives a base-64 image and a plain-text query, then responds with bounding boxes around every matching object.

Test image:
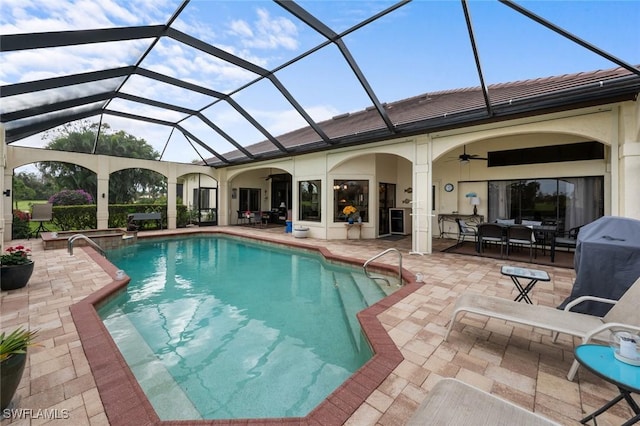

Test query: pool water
[99,236,388,420]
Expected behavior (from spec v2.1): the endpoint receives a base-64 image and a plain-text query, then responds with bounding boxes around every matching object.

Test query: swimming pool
[99,235,389,420]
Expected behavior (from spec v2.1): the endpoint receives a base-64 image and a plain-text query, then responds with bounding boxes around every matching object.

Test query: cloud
[228,8,299,51]
[258,104,339,137]
[0,0,166,33]
[229,19,253,39]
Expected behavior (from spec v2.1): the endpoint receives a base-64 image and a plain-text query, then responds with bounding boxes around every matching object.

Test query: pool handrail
[68,233,107,258]
[363,248,402,286]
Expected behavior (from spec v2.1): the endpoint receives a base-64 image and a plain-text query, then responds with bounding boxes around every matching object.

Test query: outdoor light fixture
[3,189,10,197]
[470,197,480,215]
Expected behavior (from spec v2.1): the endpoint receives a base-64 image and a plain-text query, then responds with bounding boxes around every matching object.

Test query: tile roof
[219,66,640,166]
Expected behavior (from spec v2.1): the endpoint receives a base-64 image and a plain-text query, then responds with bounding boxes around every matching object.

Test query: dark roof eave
[400,89,639,136]
[209,84,639,168]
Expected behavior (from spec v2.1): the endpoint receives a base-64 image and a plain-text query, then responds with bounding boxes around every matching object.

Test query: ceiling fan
[458,145,487,163]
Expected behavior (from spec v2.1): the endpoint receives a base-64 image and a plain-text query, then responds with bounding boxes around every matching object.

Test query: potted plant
[343,205,358,224]
[1,245,34,291]
[0,328,38,410]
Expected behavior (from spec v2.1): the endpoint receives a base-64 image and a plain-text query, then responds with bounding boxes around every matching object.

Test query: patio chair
[445,276,640,381]
[252,211,263,227]
[555,225,581,249]
[477,223,506,258]
[533,219,555,255]
[237,210,249,225]
[30,203,53,238]
[407,378,559,426]
[455,218,477,249]
[506,224,536,262]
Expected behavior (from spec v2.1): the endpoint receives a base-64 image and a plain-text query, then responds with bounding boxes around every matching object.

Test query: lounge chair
[445,277,640,381]
[406,378,560,426]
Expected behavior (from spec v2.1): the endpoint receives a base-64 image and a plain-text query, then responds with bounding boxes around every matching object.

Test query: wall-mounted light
[101,193,106,198]
[404,187,412,193]
[3,189,10,197]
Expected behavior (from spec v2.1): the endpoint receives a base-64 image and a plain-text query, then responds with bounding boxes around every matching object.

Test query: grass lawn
[14,199,48,211]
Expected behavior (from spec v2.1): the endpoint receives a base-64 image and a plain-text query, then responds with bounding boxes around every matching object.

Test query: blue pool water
[99,236,389,420]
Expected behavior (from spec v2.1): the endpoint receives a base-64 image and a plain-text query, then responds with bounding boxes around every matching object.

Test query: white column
[96,163,109,229]
[167,167,177,229]
[412,140,432,254]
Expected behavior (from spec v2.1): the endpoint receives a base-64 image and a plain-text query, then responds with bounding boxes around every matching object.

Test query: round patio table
[574,344,640,425]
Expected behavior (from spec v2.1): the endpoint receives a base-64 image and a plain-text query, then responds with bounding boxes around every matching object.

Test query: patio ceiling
[1,0,639,168]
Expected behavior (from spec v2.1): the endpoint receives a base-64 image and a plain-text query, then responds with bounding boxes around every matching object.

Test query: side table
[500,265,550,304]
[574,344,640,425]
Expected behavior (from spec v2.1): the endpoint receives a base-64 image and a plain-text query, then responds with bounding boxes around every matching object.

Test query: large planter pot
[0,353,27,410]
[0,261,34,291]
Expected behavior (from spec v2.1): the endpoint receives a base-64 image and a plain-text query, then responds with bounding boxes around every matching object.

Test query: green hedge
[52,205,97,231]
[49,204,189,231]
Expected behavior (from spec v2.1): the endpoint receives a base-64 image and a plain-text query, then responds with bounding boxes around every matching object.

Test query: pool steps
[103,309,201,420]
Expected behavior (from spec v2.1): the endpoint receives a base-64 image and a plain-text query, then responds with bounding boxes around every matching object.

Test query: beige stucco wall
[3,99,639,253]
[2,146,216,242]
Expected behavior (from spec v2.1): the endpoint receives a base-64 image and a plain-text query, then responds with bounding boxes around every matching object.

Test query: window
[299,180,321,222]
[239,188,261,212]
[488,177,603,233]
[333,180,369,222]
[177,183,184,201]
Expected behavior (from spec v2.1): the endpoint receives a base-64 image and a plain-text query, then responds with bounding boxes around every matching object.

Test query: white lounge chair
[445,277,640,381]
[407,378,560,426]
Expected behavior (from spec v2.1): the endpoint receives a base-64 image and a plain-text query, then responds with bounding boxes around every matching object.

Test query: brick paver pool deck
[1,227,634,425]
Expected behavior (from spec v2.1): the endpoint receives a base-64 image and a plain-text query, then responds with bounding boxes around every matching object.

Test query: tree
[12,171,52,201]
[12,175,36,205]
[37,121,165,203]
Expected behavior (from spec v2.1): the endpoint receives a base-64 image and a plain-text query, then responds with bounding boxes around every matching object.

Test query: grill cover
[558,216,640,316]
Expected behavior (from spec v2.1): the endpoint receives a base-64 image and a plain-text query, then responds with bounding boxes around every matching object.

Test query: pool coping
[70,229,420,425]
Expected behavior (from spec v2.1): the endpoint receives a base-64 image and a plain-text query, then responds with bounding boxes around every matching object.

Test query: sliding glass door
[488,176,603,233]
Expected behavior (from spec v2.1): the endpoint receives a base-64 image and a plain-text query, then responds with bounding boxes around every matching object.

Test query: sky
[1,0,639,167]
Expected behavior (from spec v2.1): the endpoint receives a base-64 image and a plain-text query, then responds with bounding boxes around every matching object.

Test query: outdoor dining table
[476,223,557,259]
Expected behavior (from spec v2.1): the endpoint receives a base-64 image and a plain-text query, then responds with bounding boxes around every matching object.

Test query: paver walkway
[1,227,634,425]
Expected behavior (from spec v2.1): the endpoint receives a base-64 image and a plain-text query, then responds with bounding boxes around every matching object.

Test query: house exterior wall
[2,100,639,253]
[218,101,639,254]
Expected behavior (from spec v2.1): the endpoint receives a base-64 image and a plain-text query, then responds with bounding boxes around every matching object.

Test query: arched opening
[178,173,219,226]
[329,153,413,241]
[229,168,291,226]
